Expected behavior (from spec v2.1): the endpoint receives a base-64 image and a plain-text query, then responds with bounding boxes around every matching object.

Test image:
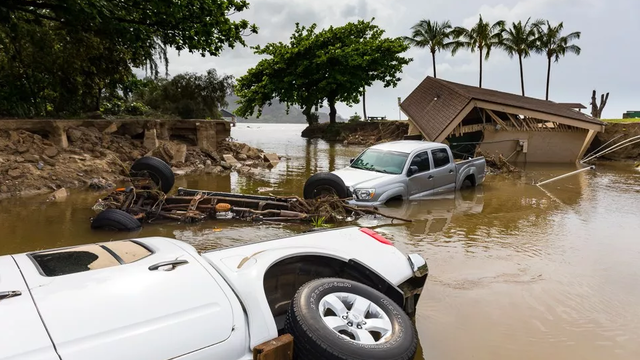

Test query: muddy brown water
[2,123,640,359]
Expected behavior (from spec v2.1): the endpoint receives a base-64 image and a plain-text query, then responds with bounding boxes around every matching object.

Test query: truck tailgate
[0,255,58,360]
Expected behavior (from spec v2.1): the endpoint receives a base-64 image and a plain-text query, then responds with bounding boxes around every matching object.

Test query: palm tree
[500,17,545,96]
[452,15,505,88]
[404,19,457,78]
[537,21,581,100]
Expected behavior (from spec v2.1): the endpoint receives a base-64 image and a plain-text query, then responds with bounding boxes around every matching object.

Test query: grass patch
[602,118,640,123]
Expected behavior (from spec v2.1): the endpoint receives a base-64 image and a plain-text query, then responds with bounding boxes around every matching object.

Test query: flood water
[2,123,640,359]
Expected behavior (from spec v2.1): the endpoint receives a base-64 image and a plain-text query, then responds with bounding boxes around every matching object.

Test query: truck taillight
[359,228,393,245]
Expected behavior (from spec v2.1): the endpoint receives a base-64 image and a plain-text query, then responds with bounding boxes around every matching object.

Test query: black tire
[284,278,418,360]
[129,156,175,194]
[91,209,141,231]
[303,173,349,200]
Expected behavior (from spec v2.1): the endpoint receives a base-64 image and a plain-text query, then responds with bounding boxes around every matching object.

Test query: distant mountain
[224,94,345,124]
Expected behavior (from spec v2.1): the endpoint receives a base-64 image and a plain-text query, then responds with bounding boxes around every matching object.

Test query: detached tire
[129,156,175,194]
[91,209,141,231]
[284,278,418,360]
[303,173,349,199]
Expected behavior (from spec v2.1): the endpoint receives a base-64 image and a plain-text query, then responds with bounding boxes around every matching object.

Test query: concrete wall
[0,119,231,151]
[478,128,589,163]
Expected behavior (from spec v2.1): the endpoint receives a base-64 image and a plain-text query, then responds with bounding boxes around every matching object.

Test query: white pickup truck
[303,140,486,206]
[1,227,428,360]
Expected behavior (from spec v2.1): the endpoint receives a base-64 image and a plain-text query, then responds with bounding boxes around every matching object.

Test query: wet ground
[1,123,640,359]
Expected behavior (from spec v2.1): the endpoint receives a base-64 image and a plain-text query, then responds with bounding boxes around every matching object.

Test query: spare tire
[303,172,349,199]
[91,209,141,231]
[284,278,418,360]
[129,156,175,194]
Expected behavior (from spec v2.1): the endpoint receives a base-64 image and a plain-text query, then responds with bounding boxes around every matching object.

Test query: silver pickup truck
[303,140,486,206]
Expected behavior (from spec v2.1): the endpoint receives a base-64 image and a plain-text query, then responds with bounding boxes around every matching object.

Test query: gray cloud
[159,0,639,119]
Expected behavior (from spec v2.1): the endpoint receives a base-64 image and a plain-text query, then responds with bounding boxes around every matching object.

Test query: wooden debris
[92,187,412,226]
[253,334,293,360]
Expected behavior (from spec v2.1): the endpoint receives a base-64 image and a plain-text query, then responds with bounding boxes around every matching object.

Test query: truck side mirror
[349,158,355,164]
[407,166,419,177]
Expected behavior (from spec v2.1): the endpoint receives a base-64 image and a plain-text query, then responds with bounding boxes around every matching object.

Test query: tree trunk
[95,87,102,112]
[432,50,437,78]
[302,106,315,125]
[545,56,551,100]
[362,87,367,121]
[590,90,610,118]
[518,54,525,96]
[328,98,337,125]
[478,47,483,88]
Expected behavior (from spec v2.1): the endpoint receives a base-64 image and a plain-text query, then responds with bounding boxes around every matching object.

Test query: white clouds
[157,0,638,119]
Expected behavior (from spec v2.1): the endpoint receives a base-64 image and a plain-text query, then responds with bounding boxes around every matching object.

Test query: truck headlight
[355,188,375,200]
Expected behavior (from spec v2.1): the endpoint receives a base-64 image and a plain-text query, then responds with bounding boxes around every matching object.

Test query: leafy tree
[235,19,412,125]
[138,69,234,119]
[500,18,545,96]
[0,0,256,117]
[452,15,506,88]
[404,19,457,78]
[537,21,581,100]
[0,0,258,58]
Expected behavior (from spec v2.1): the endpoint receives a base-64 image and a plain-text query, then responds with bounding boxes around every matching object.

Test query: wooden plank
[484,109,509,129]
[475,100,605,132]
[253,334,294,360]
[506,113,521,130]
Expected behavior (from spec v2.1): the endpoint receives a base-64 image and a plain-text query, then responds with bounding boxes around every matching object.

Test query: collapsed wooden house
[400,77,606,163]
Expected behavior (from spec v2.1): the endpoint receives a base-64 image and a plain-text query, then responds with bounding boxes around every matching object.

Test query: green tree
[235,19,412,125]
[0,0,256,117]
[0,0,257,57]
[452,15,506,88]
[139,69,234,119]
[404,19,457,78]
[500,18,545,96]
[537,21,581,100]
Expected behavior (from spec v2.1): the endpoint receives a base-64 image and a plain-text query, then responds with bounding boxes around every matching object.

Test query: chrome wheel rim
[318,292,393,344]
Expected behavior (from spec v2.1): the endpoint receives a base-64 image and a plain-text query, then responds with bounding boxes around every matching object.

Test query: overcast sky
[162,0,639,120]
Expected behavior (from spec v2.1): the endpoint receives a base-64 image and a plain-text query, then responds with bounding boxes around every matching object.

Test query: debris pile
[92,186,411,227]
[0,127,279,199]
[476,150,520,174]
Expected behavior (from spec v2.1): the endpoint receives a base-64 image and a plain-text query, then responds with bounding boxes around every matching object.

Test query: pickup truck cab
[303,140,486,206]
[1,227,427,360]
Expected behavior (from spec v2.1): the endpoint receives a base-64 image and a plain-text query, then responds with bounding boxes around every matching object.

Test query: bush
[124,102,148,116]
[101,100,124,115]
[348,114,362,123]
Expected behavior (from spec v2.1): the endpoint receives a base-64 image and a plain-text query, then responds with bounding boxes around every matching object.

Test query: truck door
[0,256,59,360]
[429,148,456,193]
[407,150,434,197]
[13,239,235,360]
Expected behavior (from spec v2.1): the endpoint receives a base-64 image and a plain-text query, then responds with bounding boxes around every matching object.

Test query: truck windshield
[350,148,408,174]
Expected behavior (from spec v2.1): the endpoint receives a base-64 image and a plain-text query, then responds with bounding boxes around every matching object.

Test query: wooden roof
[558,102,587,109]
[400,77,604,140]
[220,109,235,118]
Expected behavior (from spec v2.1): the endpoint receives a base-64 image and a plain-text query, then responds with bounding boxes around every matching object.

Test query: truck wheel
[91,209,141,231]
[284,278,418,360]
[303,173,349,199]
[129,156,175,194]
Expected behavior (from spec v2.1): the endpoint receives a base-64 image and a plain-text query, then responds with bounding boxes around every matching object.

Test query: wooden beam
[577,129,597,161]
[253,334,294,360]
[475,100,605,132]
[506,113,521,130]
[484,109,509,128]
[435,101,476,142]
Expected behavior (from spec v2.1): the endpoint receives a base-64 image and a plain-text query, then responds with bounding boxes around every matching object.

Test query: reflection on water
[1,123,640,359]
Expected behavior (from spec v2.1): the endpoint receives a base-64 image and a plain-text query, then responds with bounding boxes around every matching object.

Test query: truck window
[409,151,431,173]
[431,148,451,168]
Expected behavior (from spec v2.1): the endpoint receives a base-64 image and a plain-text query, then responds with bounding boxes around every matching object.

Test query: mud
[589,123,640,161]
[0,127,273,199]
